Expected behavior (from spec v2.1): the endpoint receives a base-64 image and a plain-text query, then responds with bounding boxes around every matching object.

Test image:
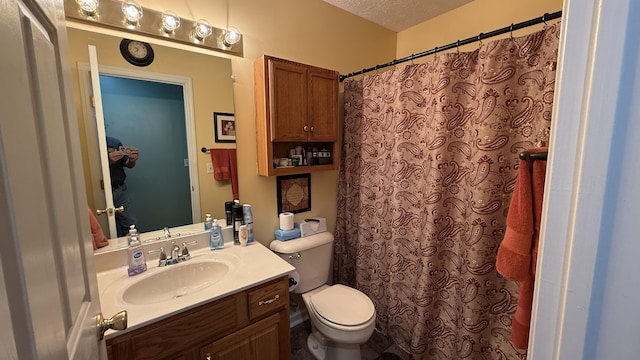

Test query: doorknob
[95,206,125,216]
[96,310,127,340]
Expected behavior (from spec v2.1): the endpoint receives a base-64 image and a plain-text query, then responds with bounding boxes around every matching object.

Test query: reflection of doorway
[99,76,191,233]
[78,62,201,238]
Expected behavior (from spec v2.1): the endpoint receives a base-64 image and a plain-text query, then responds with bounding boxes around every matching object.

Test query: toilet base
[307,332,363,360]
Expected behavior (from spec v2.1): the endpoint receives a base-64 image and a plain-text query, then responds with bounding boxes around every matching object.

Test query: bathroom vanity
[95,235,294,360]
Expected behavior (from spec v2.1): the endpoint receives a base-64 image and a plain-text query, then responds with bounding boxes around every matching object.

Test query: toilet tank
[269,232,334,294]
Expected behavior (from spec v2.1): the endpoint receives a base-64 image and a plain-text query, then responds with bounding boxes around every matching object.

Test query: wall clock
[119,39,154,67]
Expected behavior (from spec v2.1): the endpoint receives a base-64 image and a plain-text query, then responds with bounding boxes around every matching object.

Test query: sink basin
[121,256,236,305]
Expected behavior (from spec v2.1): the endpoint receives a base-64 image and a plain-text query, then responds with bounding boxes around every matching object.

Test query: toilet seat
[308,284,375,327]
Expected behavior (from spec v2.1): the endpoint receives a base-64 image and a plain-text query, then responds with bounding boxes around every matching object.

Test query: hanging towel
[228,149,239,200]
[496,147,547,349]
[209,148,239,200]
[210,148,230,180]
[89,207,109,250]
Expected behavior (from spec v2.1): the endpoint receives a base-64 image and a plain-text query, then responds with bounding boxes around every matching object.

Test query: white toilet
[270,232,376,360]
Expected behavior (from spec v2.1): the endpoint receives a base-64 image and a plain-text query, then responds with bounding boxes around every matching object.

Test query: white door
[0,0,108,358]
[88,45,118,237]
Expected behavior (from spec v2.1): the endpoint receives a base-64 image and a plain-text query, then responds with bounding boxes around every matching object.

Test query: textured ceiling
[323,0,475,32]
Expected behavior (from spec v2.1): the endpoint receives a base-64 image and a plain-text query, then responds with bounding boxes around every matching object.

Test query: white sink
[120,253,239,306]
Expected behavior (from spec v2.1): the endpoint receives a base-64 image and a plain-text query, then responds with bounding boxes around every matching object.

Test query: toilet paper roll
[279,212,294,231]
[288,270,300,292]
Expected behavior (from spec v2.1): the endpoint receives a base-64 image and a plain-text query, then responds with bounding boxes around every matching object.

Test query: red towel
[496,147,547,349]
[210,148,230,180]
[89,207,109,250]
[209,148,239,200]
[228,149,239,200]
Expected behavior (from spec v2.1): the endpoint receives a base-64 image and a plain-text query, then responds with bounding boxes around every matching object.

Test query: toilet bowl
[303,284,376,348]
[269,232,376,360]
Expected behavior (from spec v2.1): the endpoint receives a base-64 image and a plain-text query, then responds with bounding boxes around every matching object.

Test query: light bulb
[223,27,241,46]
[76,0,99,15]
[194,19,212,40]
[121,1,143,24]
[161,11,180,33]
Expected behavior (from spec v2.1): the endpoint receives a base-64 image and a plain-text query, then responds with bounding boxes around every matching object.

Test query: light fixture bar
[64,0,243,57]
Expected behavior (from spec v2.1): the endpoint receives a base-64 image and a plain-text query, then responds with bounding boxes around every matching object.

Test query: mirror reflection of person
[106,136,139,237]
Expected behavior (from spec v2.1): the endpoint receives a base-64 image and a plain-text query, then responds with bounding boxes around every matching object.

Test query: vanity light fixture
[193,19,213,40]
[223,26,241,47]
[161,10,180,33]
[121,1,143,25]
[75,0,99,15]
[65,0,243,57]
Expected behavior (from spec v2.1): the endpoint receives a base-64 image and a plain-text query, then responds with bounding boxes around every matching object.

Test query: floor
[290,320,410,360]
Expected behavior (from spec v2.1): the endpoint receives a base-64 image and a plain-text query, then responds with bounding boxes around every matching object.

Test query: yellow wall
[397,0,563,58]
[67,0,397,246]
[67,0,563,247]
[67,28,235,222]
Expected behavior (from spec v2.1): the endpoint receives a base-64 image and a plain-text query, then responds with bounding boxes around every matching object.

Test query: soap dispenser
[127,225,147,276]
[210,219,224,250]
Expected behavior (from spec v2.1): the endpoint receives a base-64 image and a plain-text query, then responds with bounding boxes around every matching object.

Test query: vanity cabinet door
[200,313,281,360]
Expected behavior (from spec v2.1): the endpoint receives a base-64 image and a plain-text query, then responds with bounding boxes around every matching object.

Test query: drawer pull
[258,294,280,306]
[205,353,211,360]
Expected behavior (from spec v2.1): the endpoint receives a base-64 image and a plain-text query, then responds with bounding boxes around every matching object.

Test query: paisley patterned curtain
[334,23,560,359]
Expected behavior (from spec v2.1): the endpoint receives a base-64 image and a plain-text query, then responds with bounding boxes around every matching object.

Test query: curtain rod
[339,10,562,82]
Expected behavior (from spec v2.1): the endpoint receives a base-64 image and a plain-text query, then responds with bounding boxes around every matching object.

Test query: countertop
[97,239,295,339]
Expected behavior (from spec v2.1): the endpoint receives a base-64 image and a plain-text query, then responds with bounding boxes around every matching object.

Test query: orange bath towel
[89,207,109,250]
[496,147,547,349]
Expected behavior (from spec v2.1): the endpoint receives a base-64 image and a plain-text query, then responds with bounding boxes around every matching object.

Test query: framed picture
[277,173,311,214]
[214,112,236,143]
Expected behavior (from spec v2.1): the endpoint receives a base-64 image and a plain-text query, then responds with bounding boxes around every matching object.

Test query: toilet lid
[309,284,375,326]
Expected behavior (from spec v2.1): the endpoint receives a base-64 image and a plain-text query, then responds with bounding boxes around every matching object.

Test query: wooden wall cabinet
[254,55,340,176]
[106,276,290,360]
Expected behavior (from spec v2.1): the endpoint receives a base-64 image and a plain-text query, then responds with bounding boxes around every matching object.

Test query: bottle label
[131,250,146,267]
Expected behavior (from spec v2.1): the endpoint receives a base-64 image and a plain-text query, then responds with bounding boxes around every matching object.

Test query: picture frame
[213,112,236,143]
[277,173,311,214]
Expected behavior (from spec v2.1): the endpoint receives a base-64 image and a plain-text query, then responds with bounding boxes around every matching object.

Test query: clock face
[127,41,148,59]
[120,39,154,67]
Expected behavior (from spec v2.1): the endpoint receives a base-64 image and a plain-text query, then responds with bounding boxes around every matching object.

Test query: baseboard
[289,306,308,328]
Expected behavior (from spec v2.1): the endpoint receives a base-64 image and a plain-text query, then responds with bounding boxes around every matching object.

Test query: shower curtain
[334,23,560,359]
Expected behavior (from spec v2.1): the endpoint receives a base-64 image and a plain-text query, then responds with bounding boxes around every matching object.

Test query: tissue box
[298,217,327,237]
[275,227,301,241]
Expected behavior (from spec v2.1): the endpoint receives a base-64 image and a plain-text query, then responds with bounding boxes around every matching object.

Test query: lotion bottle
[127,225,147,276]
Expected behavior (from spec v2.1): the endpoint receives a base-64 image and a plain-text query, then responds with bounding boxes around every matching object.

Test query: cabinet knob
[206,353,211,360]
[310,126,314,132]
[303,125,309,132]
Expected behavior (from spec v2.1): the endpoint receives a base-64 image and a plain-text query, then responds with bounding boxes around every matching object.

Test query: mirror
[66,27,236,252]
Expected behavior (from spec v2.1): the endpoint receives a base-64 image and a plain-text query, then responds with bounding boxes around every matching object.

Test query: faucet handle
[148,246,167,267]
[181,240,198,261]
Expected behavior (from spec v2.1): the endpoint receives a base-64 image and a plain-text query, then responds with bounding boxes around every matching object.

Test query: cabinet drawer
[247,277,288,320]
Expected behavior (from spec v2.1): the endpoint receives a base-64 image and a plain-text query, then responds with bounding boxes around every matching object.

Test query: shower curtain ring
[542,13,548,29]
[510,24,514,40]
[477,33,483,49]
[433,46,438,60]
[411,54,415,65]
[456,40,460,54]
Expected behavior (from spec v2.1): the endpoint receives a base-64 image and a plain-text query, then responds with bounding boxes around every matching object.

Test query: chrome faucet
[148,240,198,267]
[170,241,180,261]
[163,227,171,238]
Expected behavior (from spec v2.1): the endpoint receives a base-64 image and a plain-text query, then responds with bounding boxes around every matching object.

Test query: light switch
[206,163,213,173]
